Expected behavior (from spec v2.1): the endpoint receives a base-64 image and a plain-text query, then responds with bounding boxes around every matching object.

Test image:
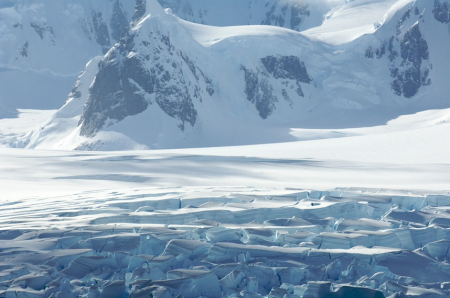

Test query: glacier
[0,0,450,297]
[0,186,450,297]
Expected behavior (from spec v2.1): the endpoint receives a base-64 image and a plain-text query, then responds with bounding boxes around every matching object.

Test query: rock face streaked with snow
[79,12,214,138]
[0,0,135,112]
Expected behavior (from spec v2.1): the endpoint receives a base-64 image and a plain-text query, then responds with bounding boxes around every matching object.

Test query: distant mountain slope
[24,0,450,151]
[0,0,135,112]
[0,0,339,114]
[155,0,329,31]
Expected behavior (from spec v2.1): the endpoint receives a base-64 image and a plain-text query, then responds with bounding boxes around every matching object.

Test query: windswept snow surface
[301,0,403,45]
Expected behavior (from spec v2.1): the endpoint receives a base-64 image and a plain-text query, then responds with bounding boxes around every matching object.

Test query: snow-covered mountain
[0,0,135,113]
[2,0,450,150]
[2,2,450,297]
[155,0,333,31]
[0,0,337,116]
[22,0,450,150]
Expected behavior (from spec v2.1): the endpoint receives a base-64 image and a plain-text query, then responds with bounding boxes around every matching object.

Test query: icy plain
[0,107,450,297]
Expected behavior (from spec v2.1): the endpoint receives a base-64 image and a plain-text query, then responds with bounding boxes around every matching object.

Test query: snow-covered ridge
[0,0,404,113]
[0,0,134,72]
[0,0,339,115]
[155,0,332,32]
[2,0,450,151]
[22,0,450,151]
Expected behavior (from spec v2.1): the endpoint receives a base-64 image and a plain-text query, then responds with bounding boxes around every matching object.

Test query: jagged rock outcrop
[242,55,311,119]
[110,0,130,41]
[263,0,310,31]
[30,20,56,43]
[391,22,430,98]
[133,0,147,24]
[433,0,450,23]
[88,0,131,53]
[365,3,432,98]
[241,66,278,119]
[79,14,214,137]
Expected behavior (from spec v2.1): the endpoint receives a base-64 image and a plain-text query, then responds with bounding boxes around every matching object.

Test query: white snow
[302,0,403,45]
[1,0,450,297]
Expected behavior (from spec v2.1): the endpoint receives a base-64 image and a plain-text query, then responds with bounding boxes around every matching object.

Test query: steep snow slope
[302,0,400,45]
[0,0,135,112]
[24,0,450,151]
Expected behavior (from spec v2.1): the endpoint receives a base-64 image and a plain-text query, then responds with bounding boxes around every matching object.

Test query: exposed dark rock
[365,47,374,59]
[30,21,56,43]
[433,0,450,23]
[396,8,411,35]
[400,24,429,63]
[264,1,286,28]
[388,36,398,62]
[181,2,194,18]
[241,55,310,119]
[110,0,129,41]
[79,23,213,137]
[79,47,147,137]
[365,43,386,59]
[92,11,111,54]
[291,3,310,30]
[79,17,93,41]
[261,55,311,83]
[391,23,430,98]
[261,55,311,97]
[20,41,29,57]
[241,66,277,119]
[263,0,310,31]
[377,43,386,58]
[69,87,82,100]
[13,22,23,29]
[132,0,147,24]
[421,68,431,86]
[75,140,104,151]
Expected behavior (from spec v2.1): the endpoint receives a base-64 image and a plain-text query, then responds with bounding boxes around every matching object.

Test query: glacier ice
[0,189,449,297]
